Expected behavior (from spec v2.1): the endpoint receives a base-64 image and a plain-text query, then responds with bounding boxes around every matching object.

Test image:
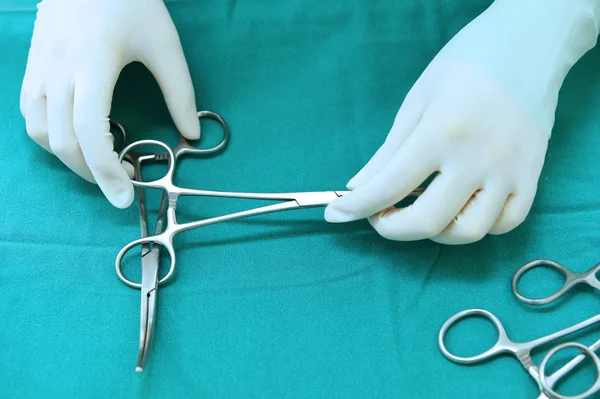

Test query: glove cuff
[437,0,600,138]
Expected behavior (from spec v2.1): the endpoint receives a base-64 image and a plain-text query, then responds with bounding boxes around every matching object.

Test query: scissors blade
[136,244,160,372]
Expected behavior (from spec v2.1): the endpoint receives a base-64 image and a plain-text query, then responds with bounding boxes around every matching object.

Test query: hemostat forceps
[116,137,424,289]
[438,256,600,398]
[439,309,600,399]
[114,117,424,371]
[118,111,230,372]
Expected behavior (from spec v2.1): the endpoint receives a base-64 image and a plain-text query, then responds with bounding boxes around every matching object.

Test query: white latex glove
[21,0,199,208]
[325,0,600,244]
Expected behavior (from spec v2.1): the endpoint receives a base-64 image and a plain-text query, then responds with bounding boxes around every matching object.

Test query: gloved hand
[325,0,600,244]
[21,0,199,208]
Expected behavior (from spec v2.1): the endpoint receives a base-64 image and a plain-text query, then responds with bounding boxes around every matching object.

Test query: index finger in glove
[324,121,439,223]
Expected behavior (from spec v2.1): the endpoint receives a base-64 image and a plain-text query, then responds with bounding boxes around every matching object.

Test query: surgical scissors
[116,110,230,372]
[512,259,600,306]
[115,139,424,290]
[438,308,600,399]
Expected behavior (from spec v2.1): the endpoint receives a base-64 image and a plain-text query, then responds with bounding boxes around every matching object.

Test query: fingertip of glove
[346,156,384,190]
[345,181,357,191]
[346,172,374,191]
[346,175,362,191]
[324,203,358,223]
[121,161,135,180]
[180,112,201,140]
[111,191,134,209]
[106,182,134,209]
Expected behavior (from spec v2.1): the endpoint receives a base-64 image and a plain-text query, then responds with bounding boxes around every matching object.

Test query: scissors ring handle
[115,235,177,289]
[512,259,573,306]
[438,308,510,364]
[539,341,600,399]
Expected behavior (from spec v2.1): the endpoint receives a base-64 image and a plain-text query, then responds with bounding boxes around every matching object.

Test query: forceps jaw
[292,191,346,207]
[136,246,160,373]
[136,288,158,372]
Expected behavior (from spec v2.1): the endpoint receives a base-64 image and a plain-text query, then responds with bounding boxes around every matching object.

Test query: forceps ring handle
[438,308,511,364]
[118,140,177,189]
[539,342,600,399]
[109,119,128,152]
[512,260,576,306]
[115,236,176,289]
[174,111,230,157]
